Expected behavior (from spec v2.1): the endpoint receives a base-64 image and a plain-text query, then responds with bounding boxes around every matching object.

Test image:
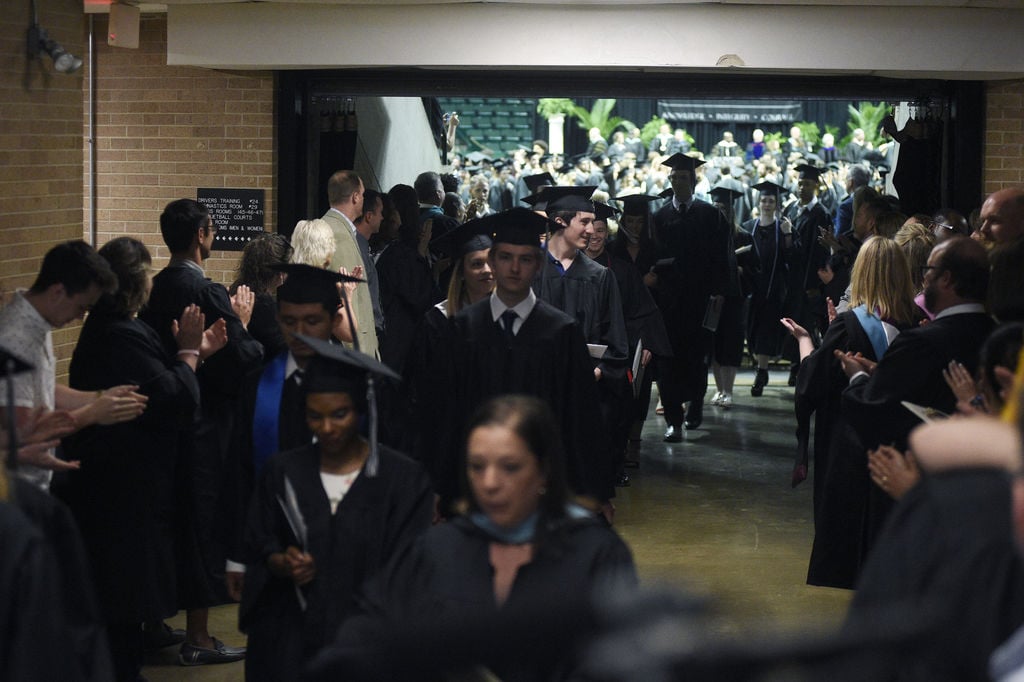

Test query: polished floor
[143,368,852,680]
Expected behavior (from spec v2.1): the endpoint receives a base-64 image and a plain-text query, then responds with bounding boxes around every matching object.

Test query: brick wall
[1,0,86,376]
[87,13,276,286]
[984,79,1024,196]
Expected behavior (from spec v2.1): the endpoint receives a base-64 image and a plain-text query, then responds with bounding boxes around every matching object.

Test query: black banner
[198,188,266,252]
[659,100,803,124]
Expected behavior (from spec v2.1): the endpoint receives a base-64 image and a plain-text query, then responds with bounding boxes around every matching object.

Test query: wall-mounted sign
[197,188,265,252]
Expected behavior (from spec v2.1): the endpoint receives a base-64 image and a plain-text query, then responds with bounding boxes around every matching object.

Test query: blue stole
[253,352,289,475]
[852,305,889,361]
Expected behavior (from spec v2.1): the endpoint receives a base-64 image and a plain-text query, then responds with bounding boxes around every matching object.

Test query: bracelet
[176,349,200,357]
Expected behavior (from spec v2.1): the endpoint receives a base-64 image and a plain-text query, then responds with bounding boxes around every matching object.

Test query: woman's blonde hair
[894,221,937,291]
[849,236,916,325]
[290,219,336,268]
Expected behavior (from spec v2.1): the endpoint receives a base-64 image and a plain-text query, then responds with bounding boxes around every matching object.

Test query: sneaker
[719,392,733,409]
[710,391,724,406]
[178,638,246,666]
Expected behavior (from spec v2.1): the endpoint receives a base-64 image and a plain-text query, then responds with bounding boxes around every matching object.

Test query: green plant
[536,98,576,120]
[538,98,635,140]
[793,121,820,148]
[840,101,889,149]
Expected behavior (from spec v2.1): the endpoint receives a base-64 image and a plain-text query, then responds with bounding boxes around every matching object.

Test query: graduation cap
[826,161,841,171]
[274,263,362,312]
[295,334,400,478]
[523,172,555,194]
[661,153,706,173]
[429,216,493,258]
[543,185,596,214]
[593,202,618,222]
[520,190,549,212]
[612,194,660,215]
[465,151,490,164]
[708,185,743,204]
[488,208,552,247]
[658,187,675,200]
[751,181,790,198]
[794,163,825,181]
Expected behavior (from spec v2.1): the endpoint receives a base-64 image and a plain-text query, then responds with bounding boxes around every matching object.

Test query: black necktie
[500,309,518,339]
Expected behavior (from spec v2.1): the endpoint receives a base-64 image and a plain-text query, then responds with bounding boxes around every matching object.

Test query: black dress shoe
[663,425,683,442]
[751,368,769,397]
[178,638,246,666]
[143,622,186,651]
[684,399,704,430]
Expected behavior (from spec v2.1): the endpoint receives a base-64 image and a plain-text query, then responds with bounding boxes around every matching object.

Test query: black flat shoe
[663,425,683,442]
[751,368,769,397]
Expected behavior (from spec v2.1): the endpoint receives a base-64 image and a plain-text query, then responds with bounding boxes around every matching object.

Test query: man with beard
[651,154,731,439]
[840,237,993,453]
[141,198,263,665]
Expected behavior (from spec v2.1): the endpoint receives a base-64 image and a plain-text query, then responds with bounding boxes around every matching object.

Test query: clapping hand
[231,284,256,328]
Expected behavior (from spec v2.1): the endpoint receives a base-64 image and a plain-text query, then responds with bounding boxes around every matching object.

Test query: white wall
[354,97,443,191]
[167,2,1024,80]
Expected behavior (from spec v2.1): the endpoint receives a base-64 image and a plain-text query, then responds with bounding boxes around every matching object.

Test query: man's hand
[200,318,228,360]
[640,349,653,368]
[817,264,834,285]
[834,350,877,379]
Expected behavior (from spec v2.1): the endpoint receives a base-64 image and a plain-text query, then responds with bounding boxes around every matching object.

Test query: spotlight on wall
[27,23,83,74]
[24,0,83,77]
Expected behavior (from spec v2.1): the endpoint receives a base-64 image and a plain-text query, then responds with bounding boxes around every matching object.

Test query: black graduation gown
[13,479,113,681]
[795,311,887,589]
[652,199,731,417]
[247,291,287,363]
[534,251,629,374]
[740,218,792,357]
[229,352,314,562]
[240,443,433,682]
[140,261,264,606]
[0,500,90,682]
[445,299,611,501]
[318,514,637,682]
[406,305,456,496]
[60,311,200,623]
[376,240,437,376]
[842,312,995,452]
[843,468,1024,682]
[783,202,833,338]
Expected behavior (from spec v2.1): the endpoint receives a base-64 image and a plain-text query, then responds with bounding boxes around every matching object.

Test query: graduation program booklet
[901,401,950,424]
[702,295,722,332]
[631,339,644,399]
[586,344,608,360]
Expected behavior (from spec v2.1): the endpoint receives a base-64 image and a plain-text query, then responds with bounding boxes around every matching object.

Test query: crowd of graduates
[3,109,1024,681]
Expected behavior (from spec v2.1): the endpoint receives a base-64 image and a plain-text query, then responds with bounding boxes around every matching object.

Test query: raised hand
[231,284,256,328]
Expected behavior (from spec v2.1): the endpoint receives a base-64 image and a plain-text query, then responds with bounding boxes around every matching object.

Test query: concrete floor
[143,368,851,680]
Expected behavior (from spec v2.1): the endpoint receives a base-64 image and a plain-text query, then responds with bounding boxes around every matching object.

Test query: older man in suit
[322,170,379,358]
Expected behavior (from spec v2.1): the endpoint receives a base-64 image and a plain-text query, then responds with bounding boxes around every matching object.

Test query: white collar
[490,289,537,323]
[934,302,986,320]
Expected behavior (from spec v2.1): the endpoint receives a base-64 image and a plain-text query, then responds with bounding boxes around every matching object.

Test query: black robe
[442,298,611,502]
[782,201,833,340]
[0,500,92,681]
[843,468,1024,682]
[842,311,994,452]
[240,443,433,682]
[652,199,731,421]
[60,311,200,623]
[12,479,113,681]
[795,311,892,589]
[247,291,287,363]
[316,514,637,682]
[739,217,793,357]
[139,260,264,606]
